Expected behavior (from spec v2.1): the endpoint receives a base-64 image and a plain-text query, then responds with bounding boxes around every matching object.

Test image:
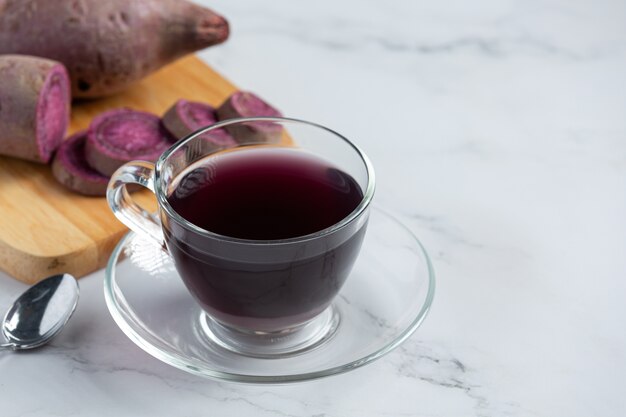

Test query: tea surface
[168,147,363,240]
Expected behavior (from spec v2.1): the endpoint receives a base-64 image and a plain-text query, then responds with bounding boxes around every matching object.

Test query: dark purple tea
[168,147,363,240]
[163,147,367,331]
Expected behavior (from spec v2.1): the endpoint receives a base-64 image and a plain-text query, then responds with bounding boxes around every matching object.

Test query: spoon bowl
[2,273,79,351]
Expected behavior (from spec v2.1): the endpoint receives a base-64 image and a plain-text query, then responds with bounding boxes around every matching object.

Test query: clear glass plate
[104,206,435,383]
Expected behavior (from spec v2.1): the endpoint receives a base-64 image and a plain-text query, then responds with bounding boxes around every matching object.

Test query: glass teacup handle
[107,161,165,248]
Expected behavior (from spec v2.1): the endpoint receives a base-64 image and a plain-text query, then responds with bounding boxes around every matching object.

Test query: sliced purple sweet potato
[216,91,283,143]
[51,131,109,196]
[0,55,70,163]
[162,99,236,151]
[85,109,175,176]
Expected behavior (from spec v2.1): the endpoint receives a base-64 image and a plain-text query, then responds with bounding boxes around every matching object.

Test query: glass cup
[107,117,375,357]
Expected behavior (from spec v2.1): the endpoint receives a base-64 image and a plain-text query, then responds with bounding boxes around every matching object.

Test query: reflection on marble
[1,0,625,415]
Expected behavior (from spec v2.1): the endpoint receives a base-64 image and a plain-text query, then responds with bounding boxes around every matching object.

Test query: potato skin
[217,91,283,144]
[51,131,109,196]
[0,0,229,98]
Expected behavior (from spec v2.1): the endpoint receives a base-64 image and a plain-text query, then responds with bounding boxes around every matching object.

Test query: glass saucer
[104,207,435,383]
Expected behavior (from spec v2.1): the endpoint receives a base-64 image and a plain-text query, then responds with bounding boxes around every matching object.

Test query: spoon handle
[0,343,16,351]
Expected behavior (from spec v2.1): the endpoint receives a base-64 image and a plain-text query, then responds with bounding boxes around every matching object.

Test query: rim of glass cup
[154,117,376,245]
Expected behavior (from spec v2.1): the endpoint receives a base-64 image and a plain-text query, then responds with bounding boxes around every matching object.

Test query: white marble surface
[1,0,625,415]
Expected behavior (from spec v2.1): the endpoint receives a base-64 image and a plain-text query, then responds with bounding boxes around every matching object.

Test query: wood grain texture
[0,56,238,284]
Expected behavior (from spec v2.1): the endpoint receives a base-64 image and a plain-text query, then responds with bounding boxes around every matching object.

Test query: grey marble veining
[1,0,625,415]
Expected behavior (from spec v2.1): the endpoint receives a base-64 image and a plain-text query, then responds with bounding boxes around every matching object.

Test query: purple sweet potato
[85,109,175,176]
[216,91,283,143]
[162,99,236,150]
[0,55,70,163]
[0,0,229,98]
[51,130,109,196]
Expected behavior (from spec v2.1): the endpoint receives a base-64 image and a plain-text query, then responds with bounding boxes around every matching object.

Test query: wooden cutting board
[0,55,240,284]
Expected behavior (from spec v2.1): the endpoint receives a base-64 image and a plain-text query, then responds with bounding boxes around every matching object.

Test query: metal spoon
[1,273,79,351]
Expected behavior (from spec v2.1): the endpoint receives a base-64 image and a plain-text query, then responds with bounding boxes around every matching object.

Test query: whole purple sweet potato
[0,55,70,163]
[0,0,229,98]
